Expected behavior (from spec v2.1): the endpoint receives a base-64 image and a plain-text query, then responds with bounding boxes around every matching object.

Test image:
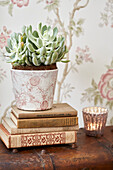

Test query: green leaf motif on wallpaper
[8,3,14,16]
[91,79,98,89]
[106,101,113,110]
[61,83,75,101]
[37,0,59,11]
[0,0,10,6]
[99,0,113,28]
[0,68,7,83]
[106,60,113,69]
[81,79,102,105]
[69,18,85,37]
[0,0,14,16]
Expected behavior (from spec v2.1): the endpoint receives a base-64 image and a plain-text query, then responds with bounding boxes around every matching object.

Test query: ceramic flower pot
[11,69,58,111]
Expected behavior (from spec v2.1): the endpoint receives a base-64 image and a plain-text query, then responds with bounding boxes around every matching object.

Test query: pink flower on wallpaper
[0,33,10,49]
[0,26,11,50]
[75,46,93,65]
[98,69,113,100]
[11,0,29,8]
[46,0,53,4]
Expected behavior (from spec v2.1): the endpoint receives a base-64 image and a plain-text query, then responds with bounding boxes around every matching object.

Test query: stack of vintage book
[0,103,78,148]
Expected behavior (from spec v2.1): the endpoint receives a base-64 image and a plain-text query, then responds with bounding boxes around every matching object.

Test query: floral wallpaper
[0,0,113,127]
[0,0,29,16]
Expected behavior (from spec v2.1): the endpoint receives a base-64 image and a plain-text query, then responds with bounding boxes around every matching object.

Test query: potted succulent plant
[5,23,68,111]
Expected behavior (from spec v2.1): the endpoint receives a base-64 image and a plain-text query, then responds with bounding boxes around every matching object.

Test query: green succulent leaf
[51,51,58,64]
[5,46,11,53]
[61,60,70,63]
[53,27,58,38]
[42,25,47,35]
[27,43,35,52]
[25,57,32,66]
[33,31,39,38]
[40,56,45,63]
[38,23,42,32]
[22,25,26,34]
[45,56,51,65]
[37,38,43,48]
[7,38,12,49]
[32,53,37,58]
[40,46,46,55]
[32,56,40,66]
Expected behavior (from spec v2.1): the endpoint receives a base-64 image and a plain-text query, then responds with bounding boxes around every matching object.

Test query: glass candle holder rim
[82,106,108,115]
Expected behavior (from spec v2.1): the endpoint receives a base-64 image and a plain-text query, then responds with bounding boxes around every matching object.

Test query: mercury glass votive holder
[82,106,108,137]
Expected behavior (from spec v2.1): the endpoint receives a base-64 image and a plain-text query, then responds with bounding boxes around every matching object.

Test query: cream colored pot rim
[11,68,58,73]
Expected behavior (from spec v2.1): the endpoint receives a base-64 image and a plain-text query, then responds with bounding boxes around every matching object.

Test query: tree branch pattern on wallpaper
[37,0,92,103]
[0,0,29,16]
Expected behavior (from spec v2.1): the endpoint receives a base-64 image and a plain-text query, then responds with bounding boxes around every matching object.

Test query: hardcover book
[0,124,77,148]
[2,117,79,135]
[11,103,77,119]
[11,112,78,128]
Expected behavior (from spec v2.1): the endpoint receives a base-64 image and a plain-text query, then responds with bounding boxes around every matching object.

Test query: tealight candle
[82,106,108,137]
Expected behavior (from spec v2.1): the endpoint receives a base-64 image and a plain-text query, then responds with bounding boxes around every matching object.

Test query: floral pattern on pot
[11,69,58,111]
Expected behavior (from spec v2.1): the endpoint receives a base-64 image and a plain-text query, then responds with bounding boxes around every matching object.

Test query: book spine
[11,113,78,128]
[10,131,77,148]
[0,125,10,148]
[3,118,79,134]
[11,113,17,126]
[2,119,11,134]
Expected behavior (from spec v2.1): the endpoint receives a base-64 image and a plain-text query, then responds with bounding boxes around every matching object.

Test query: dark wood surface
[0,126,113,170]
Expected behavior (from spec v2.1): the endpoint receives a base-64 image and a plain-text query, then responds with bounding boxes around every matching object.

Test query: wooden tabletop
[0,126,113,170]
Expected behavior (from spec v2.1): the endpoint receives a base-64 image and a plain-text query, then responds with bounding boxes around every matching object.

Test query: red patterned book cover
[0,124,77,148]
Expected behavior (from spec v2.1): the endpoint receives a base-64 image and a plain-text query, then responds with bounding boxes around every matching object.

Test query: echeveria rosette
[5,23,68,67]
